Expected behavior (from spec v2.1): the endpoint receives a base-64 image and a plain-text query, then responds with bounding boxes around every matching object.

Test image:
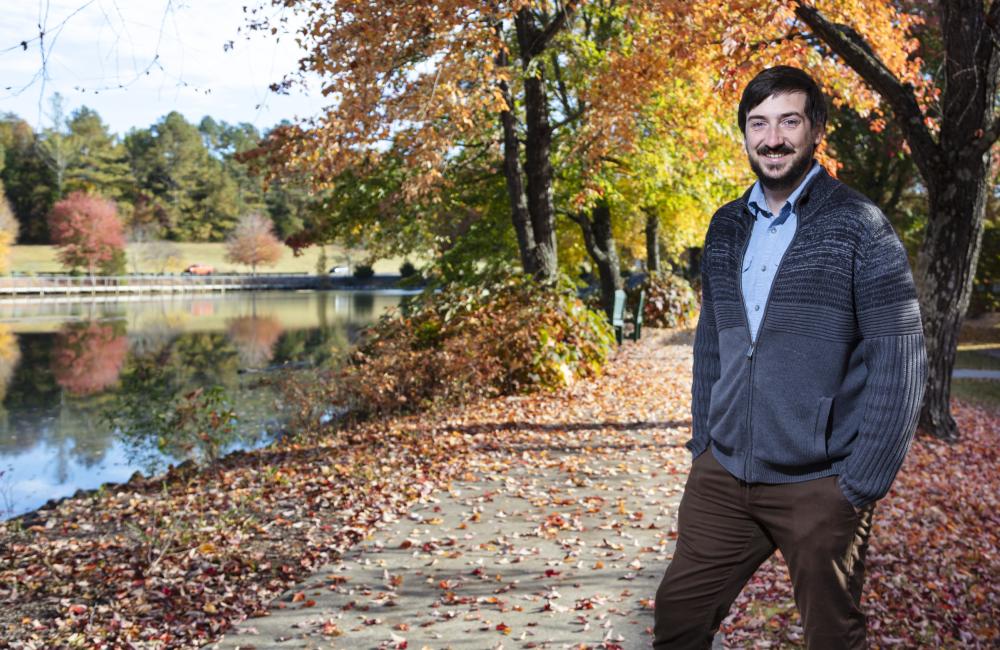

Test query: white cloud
[0,0,329,135]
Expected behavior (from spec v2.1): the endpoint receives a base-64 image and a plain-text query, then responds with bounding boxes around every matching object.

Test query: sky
[0,0,329,136]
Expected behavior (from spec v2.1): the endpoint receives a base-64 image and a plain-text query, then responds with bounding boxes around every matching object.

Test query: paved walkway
[953,368,1000,380]
[210,432,694,649]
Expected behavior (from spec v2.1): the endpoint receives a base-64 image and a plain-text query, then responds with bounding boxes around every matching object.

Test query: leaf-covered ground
[1,329,997,648]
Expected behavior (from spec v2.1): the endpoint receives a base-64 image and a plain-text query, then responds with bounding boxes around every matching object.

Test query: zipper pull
[746,344,755,359]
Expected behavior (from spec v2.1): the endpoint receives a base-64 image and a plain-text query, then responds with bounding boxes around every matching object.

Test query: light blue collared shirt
[742,162,821,342]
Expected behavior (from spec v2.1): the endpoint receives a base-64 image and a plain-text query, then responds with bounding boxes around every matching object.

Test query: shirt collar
[747,161,821,221]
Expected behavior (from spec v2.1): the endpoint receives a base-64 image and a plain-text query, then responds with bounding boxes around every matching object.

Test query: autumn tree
[225,212,283,275]
[798,1,998,441]
[247,1,741,284]
[48,192,126,280]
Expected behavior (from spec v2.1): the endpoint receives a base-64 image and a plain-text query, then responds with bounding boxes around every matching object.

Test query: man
[653,66,927,648]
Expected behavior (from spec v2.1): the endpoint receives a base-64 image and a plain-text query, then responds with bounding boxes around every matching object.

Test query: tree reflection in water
[51,321,128,396]
[0,324,22,402]
[226,315,284,368]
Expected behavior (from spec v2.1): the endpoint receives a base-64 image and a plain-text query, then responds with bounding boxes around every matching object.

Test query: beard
[747,141,816,193]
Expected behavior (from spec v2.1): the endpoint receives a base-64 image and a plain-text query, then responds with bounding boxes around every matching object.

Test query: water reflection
[0,290,406,518]
[51,321,129,396]
[227,315,284,368]
[0,325,21,396]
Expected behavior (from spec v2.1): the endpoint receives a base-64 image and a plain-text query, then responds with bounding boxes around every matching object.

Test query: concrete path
[209,431,695,649]
[953,368,1000,380]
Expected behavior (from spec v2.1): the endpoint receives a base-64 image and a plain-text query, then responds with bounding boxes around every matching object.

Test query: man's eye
[749,121,766,129]
[782,119,801,127]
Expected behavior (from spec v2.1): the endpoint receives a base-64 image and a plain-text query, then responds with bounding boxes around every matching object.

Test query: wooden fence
[0,273,327,296]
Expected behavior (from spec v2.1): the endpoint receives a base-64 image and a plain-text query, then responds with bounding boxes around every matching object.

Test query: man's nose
[763,126,783,148]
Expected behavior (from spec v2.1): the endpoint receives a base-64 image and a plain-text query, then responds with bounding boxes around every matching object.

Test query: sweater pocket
[814,396,834,459]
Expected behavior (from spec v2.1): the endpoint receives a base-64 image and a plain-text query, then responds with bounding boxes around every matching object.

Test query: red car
[183,264,215,275]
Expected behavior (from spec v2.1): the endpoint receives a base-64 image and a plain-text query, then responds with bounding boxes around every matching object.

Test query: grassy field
[957,313,1000,408]
[9,244,420,275]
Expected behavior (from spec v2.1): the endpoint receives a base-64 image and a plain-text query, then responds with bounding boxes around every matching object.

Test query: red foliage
[51,322,129,396]
[47,192,125,276]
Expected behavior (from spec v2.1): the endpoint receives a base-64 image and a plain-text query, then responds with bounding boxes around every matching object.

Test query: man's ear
[813,123,826,146]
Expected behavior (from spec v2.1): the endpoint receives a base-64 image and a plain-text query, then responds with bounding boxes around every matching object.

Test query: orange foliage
[255,1,924,198]
[224,213,284,274]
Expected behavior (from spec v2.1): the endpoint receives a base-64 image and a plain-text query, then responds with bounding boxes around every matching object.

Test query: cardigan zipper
[737,206,803,482]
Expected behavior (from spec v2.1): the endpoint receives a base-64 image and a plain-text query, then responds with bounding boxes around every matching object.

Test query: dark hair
[738,66,827,134]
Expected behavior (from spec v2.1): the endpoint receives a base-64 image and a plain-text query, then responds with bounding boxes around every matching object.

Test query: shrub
[320,272,615,420]
[631,271,699,329]
[353,263,375,280]
[399,260,418,278]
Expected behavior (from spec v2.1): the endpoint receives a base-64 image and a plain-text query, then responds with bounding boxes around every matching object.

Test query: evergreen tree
[0,114,57,243]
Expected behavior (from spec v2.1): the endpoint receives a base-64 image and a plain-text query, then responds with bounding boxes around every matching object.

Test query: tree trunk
[516,9,559,283]
[644,209,660,273]
[913,0,998,440]
[495,29,536,276]
[573,203,623,319]
[915,154,992,440]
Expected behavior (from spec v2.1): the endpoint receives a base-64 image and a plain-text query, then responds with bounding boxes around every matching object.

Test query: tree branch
[550,104,586,131]
[527,2,579,59]
[795,3,941,181]
[565,209,608,264]
[550,51,575,118]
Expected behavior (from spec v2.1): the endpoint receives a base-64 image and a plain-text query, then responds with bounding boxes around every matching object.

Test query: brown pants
[654,450,874,649]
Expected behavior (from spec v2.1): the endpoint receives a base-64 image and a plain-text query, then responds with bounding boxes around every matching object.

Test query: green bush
[631,271,699,329]
[327,272,615,419]
[353,263,375,279]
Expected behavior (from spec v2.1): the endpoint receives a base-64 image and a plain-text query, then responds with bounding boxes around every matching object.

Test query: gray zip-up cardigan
[687,167,927,508]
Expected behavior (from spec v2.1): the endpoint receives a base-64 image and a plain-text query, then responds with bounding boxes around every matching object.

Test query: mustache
[757,145,795,155]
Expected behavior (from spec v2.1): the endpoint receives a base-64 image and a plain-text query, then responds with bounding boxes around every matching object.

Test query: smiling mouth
[761,150,792,159]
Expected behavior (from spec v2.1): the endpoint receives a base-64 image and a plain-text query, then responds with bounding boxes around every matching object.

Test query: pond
[0,290,408,520]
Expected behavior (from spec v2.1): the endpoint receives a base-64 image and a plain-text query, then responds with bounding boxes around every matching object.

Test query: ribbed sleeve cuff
[841,333,926,508]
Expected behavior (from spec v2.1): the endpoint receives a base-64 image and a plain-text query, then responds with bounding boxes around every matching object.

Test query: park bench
[611,288,645,344]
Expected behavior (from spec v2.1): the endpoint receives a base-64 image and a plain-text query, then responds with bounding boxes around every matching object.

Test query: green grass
[952,379,1000,410]
[9,244,423,275]
[954,348,1000,371]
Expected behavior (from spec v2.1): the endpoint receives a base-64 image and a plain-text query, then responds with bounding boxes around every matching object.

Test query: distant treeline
[0,95,310,244]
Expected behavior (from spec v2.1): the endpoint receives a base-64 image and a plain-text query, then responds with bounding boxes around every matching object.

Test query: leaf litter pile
[1,329,998,648]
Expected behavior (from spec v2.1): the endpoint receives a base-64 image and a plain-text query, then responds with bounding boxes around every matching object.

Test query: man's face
[744,91,823,192]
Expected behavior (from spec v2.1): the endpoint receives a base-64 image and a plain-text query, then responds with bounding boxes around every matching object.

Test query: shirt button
[761,265,767,272]
[754,304,761,311]
[769,227,777,234]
